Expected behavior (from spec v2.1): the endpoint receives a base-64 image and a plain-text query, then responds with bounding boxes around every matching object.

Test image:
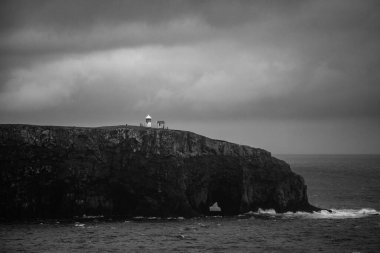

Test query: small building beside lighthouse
[157,120,165,129]
[146,114,152,127]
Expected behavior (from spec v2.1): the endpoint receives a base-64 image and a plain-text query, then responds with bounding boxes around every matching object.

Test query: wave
[247,208,380,219]
[132,216,185,220]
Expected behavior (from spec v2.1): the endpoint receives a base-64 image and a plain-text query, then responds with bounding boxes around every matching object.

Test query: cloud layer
[1,0,380,153]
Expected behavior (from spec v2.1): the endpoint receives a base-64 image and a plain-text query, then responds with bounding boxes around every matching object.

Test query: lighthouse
[146,114,152,127]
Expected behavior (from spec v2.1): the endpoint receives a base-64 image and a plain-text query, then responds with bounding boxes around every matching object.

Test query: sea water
[1,155,380,252]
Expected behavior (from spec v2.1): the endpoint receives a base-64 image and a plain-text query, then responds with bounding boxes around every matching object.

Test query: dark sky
[1,0,380,154]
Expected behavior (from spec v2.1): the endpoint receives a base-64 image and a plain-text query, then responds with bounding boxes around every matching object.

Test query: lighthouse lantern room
[146,114,152,127]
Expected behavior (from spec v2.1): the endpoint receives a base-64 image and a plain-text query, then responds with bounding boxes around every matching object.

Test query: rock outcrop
[0,124,320,219]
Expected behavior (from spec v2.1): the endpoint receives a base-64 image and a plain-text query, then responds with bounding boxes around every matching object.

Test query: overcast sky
[1,0,380,154]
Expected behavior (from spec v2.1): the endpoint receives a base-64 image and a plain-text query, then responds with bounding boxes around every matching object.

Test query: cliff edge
[0,124,319,219]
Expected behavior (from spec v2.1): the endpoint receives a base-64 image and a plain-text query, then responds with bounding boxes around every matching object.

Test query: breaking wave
[248,208,380,219]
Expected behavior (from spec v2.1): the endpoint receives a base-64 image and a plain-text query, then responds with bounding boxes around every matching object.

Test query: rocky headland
[0,124,321,220]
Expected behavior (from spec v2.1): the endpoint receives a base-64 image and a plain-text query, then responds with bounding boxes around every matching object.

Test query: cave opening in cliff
[209,202,222,213]
[208,186,241,215]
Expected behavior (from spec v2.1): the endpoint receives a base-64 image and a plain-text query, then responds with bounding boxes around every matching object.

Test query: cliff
[0,124,319,219]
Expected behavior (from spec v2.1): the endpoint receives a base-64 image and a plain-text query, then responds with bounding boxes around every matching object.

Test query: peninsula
[0,124,321,219]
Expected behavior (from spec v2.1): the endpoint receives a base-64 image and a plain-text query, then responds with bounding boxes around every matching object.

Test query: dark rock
[0,124,320,220]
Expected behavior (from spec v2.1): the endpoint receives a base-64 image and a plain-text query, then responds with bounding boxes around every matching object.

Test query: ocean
[1,155,379,252]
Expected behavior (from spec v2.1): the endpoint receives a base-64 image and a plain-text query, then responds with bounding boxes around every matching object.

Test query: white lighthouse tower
[145,114,152,127]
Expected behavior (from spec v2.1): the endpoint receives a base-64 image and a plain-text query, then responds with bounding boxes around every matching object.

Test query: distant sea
[1,155,380,252]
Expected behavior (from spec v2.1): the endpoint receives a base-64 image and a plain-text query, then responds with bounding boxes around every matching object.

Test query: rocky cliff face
[0,124,319,219]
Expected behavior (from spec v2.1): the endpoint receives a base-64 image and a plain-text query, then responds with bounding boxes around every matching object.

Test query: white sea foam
[297,208,380,219]
[257,208,277,215]
[131,216,186,220]
[147,217,160,220]
[250,208,380,219]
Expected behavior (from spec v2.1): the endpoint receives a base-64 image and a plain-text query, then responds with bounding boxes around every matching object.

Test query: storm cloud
[1,0,380,153]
